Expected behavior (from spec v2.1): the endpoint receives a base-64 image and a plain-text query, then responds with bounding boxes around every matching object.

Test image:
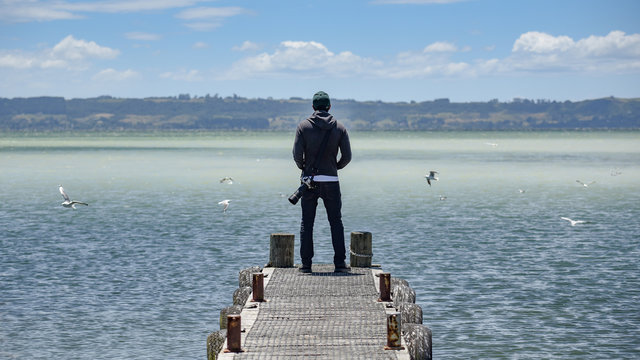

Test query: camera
[288,176,314,205]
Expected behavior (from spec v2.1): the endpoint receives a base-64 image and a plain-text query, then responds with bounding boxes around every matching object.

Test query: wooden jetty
[208,233,432,360]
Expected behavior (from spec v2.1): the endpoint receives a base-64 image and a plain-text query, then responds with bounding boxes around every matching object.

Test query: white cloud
[509,31,640,72]
[0,35,119,70]
[0,1,247,33]
[223,31,640,82]
[175,6,247,31]
[159,69,203,81]
[0,0,208,23]
[377,39,473,78]
[92,68,140,81]
[424,41,458,53]
[51,35,120,60]
[224,41,382,79]
[384,52,470,78]
[232,41,260,52]
[125,32,162,41]
[184,22,222,31]
[225,40,470,80]
[0,52,35,68]
[60,0,204,13]
[192,41,209,49]
[443,62,471,75]
[513,30,640,57]
[372,0,467,4]
[40,59,68,69]
[175,6,245,20]
[0,0,79,22]
[513,31,574,53]
[576,30,640,57]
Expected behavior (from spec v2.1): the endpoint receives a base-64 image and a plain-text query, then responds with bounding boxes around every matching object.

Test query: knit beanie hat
[312,91,331,110]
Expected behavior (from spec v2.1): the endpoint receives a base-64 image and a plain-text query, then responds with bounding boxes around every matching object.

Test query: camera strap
[309,126,333,177]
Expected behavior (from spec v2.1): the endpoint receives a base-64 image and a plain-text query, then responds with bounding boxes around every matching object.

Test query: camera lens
[288,190,300,205]
[288,184,306,205]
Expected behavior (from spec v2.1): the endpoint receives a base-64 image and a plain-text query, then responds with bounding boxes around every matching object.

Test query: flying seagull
[425,171,439,186]
[219,177,234,184]
[58,185,88,209]
[576,180,596,188]
[561,217,585,226]
[218,199,231,213]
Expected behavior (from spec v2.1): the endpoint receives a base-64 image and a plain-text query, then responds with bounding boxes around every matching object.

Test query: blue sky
[1,0,639,102]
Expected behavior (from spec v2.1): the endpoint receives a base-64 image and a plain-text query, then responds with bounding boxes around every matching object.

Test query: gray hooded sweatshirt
[293,110,351,178]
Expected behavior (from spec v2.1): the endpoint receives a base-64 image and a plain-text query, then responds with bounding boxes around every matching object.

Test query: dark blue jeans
[300,181,345,267]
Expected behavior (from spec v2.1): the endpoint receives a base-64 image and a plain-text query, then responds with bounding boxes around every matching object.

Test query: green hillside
[1,95,638,131]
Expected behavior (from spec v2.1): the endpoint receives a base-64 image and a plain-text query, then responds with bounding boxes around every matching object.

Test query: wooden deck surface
[217,264,409,360]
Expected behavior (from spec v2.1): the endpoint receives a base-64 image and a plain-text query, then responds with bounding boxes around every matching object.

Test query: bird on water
[576,180,595,188]
[561,217,585,226]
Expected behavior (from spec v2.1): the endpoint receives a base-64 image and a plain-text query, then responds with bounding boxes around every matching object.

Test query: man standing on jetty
[293,91,352,273]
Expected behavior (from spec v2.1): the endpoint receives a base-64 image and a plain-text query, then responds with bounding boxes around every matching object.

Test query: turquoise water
[1,131,639,359]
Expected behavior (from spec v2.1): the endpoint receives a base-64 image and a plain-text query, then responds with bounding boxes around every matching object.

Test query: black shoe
[334,263,351,273]
[298,265,312,273]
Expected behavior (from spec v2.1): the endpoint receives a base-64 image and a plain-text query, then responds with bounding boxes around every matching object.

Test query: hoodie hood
[307,110,336,130]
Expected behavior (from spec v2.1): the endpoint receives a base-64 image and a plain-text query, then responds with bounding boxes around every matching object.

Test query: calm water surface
[1,131,639,359]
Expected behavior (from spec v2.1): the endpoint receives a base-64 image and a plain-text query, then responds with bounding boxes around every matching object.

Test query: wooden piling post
[385,312,404,350]
[268,233,294,267]
[224,315,243,353]
[379,273,391,302]
[350,231,373,267]
[252,273,264,302]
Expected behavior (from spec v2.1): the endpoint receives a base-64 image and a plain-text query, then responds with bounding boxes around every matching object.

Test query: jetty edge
[207,232,432,360]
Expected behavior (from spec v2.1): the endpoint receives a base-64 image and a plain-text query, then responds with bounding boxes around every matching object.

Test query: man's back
[292,110,351,178]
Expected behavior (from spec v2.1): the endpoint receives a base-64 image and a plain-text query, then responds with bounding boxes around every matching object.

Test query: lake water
[1,131,639,359]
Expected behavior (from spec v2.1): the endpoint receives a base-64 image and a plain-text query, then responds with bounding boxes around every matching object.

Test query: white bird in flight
[561,217,585,226]
[58,185,88,209]
[425,171,439,186]
[218,199,231,212]
[576,180,596,187]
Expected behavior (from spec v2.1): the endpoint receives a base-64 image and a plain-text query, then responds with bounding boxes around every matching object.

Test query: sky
[1,0,639,102]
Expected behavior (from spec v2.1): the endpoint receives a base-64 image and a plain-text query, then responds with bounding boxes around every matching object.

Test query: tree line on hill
[0,94,638,131]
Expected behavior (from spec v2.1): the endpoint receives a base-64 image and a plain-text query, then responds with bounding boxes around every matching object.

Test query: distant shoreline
[1,96,638,131]
[2,130,639,138]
